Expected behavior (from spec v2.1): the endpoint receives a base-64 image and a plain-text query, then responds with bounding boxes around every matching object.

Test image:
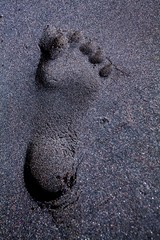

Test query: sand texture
[1,0,160,239]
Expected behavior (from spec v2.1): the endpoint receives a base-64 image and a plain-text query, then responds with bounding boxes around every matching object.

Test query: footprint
[24,25,113,208]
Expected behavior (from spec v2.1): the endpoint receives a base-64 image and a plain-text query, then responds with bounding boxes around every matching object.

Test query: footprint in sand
[24,25,113,209]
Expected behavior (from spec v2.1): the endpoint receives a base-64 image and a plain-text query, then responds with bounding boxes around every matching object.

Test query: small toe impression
[51,33,67,49]
[99,63,112,78]
[89,49,104,64]
[68,30,83,45]
[79,41,96,55]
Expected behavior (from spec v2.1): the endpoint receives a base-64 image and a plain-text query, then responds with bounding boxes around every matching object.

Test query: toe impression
[99,63,112,78]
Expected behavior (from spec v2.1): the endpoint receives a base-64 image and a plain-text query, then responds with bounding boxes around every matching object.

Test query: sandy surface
[1,0,160,239]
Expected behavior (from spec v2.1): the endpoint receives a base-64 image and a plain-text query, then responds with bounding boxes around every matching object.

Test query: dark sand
[1,0,160,239]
